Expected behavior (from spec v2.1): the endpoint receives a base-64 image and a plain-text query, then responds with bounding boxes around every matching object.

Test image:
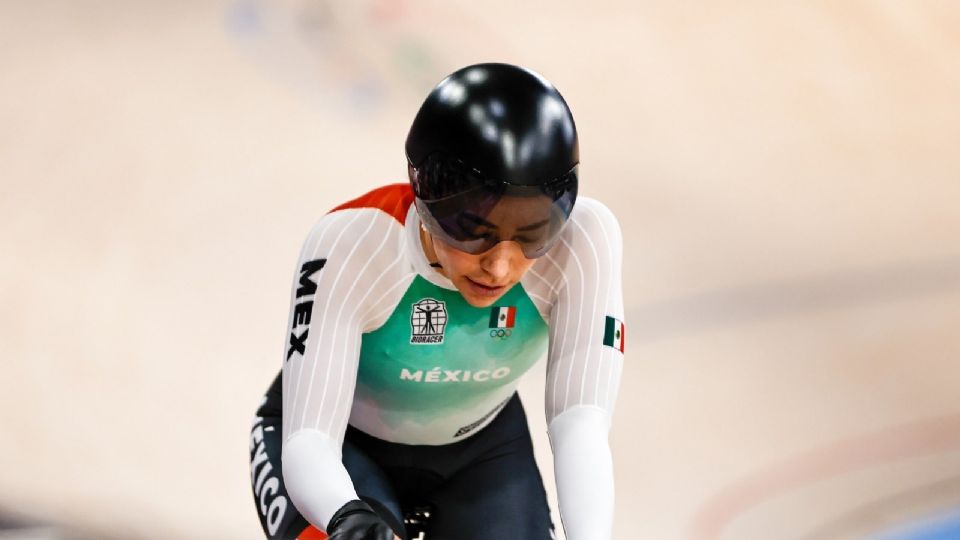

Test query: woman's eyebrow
[461,213,498,229]
[461,215,549,232]
[517,220,550,232]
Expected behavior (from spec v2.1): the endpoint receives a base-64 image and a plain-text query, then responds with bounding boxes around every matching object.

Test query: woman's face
[425,229,536,308]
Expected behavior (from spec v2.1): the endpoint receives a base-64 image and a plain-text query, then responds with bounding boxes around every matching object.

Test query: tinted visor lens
[416,168,578,259]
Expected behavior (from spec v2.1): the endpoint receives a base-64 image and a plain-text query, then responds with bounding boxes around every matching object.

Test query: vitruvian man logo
[410,298,447,344]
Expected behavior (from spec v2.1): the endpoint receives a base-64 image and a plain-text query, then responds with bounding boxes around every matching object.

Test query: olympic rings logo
[489,328,513,339]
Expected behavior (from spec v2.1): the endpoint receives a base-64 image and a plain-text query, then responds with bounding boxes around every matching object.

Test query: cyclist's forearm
[282,429,358,531]
[549,406,615,540]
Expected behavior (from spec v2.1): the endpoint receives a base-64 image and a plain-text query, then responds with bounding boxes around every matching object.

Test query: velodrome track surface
[2,2,959,539]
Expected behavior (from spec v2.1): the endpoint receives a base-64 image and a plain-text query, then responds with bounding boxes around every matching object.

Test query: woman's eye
[514,234,544,244]
[462,229,497,241]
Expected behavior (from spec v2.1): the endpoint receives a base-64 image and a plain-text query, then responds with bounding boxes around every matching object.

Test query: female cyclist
[249,63,625,540]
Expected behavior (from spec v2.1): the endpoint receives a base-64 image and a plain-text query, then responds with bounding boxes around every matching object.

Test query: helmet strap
[419,224,445,272]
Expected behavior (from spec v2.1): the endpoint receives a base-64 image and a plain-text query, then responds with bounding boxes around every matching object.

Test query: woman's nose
[481,242,523,280]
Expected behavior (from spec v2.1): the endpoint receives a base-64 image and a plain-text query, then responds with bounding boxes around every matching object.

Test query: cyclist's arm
[549,407,615,540]
[280,209,408,530]
[544,199,625,540]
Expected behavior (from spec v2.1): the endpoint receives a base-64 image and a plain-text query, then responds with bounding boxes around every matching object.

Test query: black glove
[326,499,396,540]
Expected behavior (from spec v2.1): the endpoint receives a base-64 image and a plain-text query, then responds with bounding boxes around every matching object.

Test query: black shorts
[249,372,555,540]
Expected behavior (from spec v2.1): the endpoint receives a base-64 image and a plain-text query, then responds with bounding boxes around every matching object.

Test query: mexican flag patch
[603,316,625,352]
[489,306,517,328]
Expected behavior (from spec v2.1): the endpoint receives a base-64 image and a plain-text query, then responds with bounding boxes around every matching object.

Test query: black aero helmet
[406,63,579,258]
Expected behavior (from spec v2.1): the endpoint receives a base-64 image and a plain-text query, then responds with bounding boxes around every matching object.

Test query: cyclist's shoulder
[568,196,621,237]
[565,197,622,248]
[303,184,414,244]
[525,197,622,294]
[328,183,415,225]
[301,184,413,265]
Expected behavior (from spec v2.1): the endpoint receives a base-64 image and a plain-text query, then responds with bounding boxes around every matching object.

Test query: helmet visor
[414,167,578,259]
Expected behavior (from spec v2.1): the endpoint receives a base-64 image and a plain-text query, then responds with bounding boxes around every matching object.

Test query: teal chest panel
[356,276,548,415]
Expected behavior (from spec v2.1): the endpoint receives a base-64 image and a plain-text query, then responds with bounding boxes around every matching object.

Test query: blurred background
[2,1,959,539]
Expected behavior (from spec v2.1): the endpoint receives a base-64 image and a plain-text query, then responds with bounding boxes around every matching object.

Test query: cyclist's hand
[326,500,396,540]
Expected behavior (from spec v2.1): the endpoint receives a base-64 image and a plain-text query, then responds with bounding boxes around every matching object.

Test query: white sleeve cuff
[281,429,359,530]
[548,406,615,540]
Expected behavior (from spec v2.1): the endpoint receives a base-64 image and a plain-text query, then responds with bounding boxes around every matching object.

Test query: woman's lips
[465,277,507,297]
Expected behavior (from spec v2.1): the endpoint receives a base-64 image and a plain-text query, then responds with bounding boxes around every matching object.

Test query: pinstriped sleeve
[279,208,410,529]
[544,198,625,423]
